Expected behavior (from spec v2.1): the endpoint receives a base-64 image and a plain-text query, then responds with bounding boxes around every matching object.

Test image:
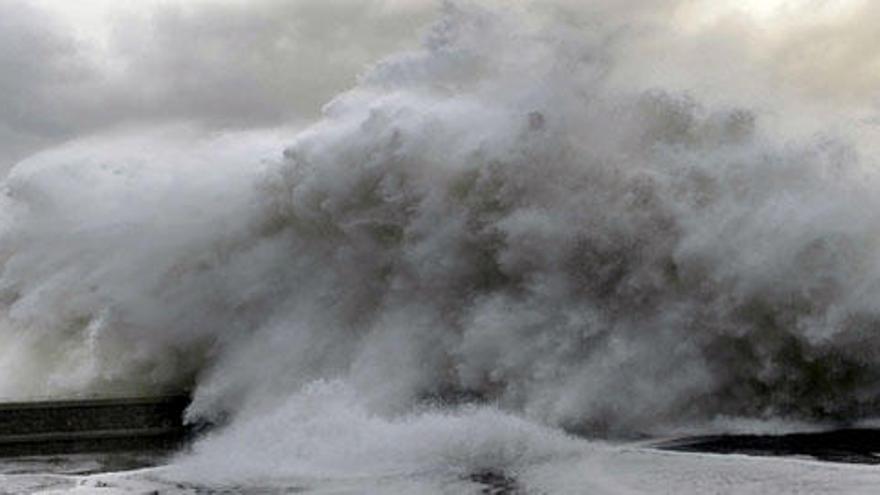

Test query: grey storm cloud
[0,0,435,169]
[3,0,880,171]
[0,1,88,166]
[104,0,435,124]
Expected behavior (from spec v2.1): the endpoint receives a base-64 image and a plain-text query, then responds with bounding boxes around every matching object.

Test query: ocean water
[2,1,880,493]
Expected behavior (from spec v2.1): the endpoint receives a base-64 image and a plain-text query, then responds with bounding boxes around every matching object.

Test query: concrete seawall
[656,428,880,464]
[0,396,189,457]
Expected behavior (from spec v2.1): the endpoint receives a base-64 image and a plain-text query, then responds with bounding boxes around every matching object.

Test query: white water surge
[3,1,880,493]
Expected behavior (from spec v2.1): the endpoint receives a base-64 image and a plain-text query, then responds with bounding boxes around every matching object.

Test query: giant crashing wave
[0,3,879,445]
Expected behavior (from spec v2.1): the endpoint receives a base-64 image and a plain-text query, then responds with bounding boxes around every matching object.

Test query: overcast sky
[3,0,879,171]
[0,0,437,169]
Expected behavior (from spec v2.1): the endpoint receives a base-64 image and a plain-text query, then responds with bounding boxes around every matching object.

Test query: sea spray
[0,8,879,483]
